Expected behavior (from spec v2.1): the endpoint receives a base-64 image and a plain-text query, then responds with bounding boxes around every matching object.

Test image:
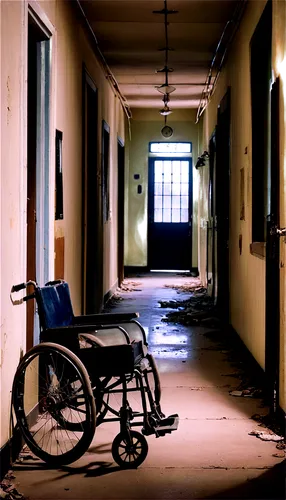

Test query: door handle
[270,226,286,236]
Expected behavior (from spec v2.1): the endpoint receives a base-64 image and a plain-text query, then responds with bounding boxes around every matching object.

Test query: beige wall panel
[200,0,268,371]
[1,0,27,447]
[54,1,125,309]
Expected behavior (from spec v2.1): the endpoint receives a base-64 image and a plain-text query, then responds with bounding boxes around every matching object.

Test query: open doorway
[26,12,51,350]
[148,143,193,270]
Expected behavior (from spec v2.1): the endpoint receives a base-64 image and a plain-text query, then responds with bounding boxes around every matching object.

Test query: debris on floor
[119,280,142,292]
[163,277,202,293]
[15,449,40,463]
[229,387,263,398]
[103,293,123,311]
[249,430,284,442]
[160,288,216,326]
[0,471,25,500]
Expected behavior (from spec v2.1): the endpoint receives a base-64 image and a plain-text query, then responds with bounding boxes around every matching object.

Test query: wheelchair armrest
[73,312,139,325]
[41,324,130,344]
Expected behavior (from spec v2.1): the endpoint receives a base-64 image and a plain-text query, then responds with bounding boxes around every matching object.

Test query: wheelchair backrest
[37,282,74,331]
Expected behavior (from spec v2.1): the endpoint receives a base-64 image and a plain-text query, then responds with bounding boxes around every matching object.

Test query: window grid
[154,160,189,223]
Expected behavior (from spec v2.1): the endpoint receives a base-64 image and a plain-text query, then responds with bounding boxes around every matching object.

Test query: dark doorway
[27,14,51,350]
[215,89,231,321]
[117,139,125,286]
[148,157,192,270]
[265,77,280,412]
[82,71,102,314]
[206,133,216,298]
[207,90,230,317]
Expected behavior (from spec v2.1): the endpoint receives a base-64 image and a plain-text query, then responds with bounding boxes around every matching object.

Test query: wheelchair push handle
[11,282,27,293]
[10,280,38,305]
[11,280,37,293]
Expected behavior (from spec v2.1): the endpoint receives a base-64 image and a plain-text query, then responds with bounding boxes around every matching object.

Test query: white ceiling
[79,0,241,111]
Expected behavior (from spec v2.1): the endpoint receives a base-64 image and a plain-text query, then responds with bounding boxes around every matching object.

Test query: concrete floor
[13,273,285,499]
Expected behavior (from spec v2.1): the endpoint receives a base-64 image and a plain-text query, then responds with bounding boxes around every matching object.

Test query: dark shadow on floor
[206,460,286,499]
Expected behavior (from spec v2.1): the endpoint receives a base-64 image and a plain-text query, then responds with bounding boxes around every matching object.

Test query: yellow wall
[0,0,125,448]
[126,108,199,268]
[199,0,286,411]
[1,0,27,448]
[53,0,126,308]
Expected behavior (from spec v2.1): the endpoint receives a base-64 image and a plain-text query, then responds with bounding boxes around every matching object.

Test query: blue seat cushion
[37,282,74,329]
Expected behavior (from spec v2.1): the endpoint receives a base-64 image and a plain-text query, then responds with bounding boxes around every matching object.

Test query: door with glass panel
[148,158,192,270]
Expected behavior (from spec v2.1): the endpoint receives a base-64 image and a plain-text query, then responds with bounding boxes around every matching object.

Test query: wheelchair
[11,280,179,468]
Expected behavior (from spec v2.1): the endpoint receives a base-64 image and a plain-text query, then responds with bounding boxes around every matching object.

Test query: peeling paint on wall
[6,76,11,125]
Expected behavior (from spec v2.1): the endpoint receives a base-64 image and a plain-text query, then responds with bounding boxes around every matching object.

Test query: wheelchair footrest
[140,414,178,437]
[154,413,179,436]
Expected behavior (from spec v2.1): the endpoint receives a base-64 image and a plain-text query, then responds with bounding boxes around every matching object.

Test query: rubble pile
[119,280,142,292]
[163,276,203,294]
[160,288,216,325]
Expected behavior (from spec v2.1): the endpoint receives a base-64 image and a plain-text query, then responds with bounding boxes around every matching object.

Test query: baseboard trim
[228,325,285,434]
[227,325,266,385]
[103,279,119,307]
[124,266,149,275]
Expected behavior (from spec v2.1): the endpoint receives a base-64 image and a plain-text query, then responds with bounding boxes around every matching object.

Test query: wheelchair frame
[11,279,179,468]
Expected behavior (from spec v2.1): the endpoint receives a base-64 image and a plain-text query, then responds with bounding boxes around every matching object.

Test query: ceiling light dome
[156,84,176,95]
[160,104,173,116]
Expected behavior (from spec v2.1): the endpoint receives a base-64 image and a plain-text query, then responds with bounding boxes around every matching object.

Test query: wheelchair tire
[12,342,96,466]
[112,430,148,468]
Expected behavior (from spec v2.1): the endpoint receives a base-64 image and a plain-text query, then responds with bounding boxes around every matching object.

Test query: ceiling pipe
[75,0,132,127]
[196,0,247,123]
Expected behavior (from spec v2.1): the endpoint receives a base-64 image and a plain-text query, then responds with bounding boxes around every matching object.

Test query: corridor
[12,273,285,500]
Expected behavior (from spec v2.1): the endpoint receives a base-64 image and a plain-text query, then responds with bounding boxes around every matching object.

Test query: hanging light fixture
[153,1,178,120]
[160,104,172,116]
[160,93,172,115]
[156,84,176,95]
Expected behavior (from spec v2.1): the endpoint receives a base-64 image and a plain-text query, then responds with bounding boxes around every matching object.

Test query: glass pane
[163,161,172,183]
[150,142,191,153]
[163,208,171,222]
[172,183,181,195]
[154,208,162,222]
[154,183,162,195]
[172,209,180,222]
[154,195,162,209]
[181,183,189,196]
[172,196,181,209]
[181,196,188,208]
[164,183,171,196]
[181,162,189,183]
[172,162,181,183]
[164,196,171,209]
[181,208,189,222]
[154,161,163,182]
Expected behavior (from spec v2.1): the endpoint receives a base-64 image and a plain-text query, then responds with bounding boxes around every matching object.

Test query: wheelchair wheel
[112,430,148,468]
[12,342,96,466]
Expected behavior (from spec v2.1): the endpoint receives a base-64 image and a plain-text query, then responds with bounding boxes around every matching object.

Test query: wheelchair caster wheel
[112,430,148,468]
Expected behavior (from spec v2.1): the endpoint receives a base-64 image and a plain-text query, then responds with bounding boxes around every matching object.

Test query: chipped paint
[6,75,11,125]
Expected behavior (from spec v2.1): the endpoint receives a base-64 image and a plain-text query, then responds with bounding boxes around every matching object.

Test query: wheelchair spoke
[12,343,96,465]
